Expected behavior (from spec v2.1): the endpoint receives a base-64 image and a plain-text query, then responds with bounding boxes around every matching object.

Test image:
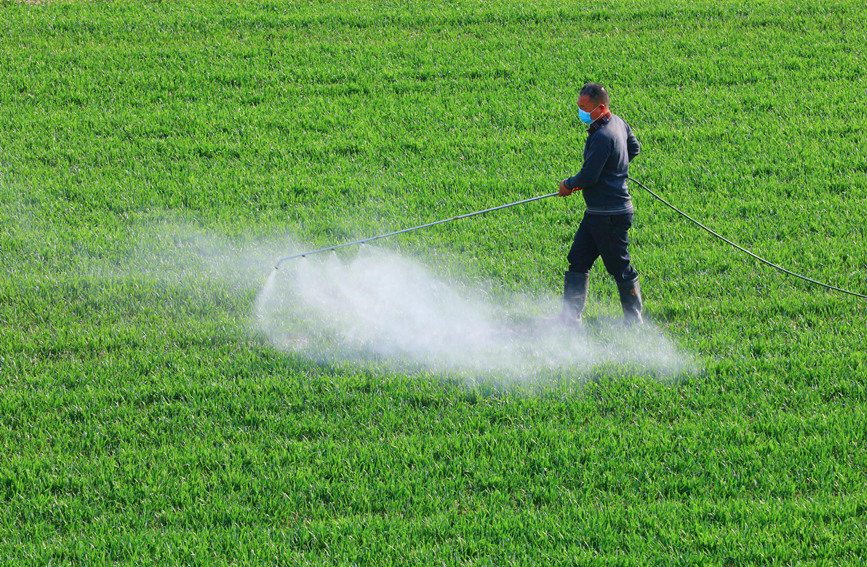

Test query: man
[550,82,643,326]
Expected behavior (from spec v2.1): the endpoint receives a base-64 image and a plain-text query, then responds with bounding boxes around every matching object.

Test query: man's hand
[559,180,573,197]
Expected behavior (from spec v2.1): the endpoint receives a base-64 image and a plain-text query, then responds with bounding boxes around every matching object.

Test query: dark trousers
[567,212,638,284]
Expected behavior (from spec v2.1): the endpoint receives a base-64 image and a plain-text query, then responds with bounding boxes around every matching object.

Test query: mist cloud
[255,247,698,383]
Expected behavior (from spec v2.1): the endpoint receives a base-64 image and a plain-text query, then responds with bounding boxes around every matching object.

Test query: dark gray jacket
[564,113,640,215]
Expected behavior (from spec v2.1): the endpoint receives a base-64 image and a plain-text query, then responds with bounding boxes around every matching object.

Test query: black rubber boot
[545,271,589,328]
[617,276,644,325]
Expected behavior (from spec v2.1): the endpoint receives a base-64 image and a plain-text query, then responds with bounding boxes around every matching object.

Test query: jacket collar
[587,111,612,135]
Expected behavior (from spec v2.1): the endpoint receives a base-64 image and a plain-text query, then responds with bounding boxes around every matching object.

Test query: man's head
[578,83,610,123]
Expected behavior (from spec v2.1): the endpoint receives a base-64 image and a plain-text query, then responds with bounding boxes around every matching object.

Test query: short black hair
[580,83,610,106]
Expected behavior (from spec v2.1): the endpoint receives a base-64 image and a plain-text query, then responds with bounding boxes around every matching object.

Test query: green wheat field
[1,1,865,564]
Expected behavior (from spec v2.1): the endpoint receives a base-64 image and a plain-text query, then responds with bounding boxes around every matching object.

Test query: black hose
[628,177,866,300]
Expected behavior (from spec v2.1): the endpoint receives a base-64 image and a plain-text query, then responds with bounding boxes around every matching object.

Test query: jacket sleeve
[626,123,640,162]
[564,134,612,190]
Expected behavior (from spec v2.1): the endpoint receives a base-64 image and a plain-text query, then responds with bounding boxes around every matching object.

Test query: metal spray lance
[273,191,559,270]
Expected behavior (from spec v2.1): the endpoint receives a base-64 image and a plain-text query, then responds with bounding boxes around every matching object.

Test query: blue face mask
[579,104,601,125]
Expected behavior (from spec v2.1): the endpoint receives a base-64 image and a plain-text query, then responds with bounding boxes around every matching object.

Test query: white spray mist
[255,247,698,382]
[99,220,697,383]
